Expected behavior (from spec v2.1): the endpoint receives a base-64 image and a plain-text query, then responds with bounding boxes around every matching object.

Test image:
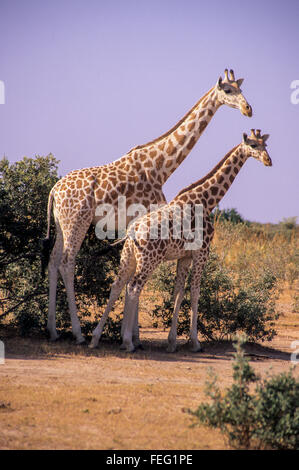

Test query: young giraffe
[44,69,252,344]
[89,130,271,352]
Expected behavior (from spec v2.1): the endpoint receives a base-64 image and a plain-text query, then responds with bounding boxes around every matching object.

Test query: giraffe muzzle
[241,103,252,117]
[263,156,272,167]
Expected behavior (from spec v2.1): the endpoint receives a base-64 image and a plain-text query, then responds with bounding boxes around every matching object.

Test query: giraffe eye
[250,144,257,149]
[224,89,231,94]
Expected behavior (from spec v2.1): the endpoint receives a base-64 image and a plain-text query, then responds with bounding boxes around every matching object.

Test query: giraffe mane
[175,145,240,197]
[130,87,214,151]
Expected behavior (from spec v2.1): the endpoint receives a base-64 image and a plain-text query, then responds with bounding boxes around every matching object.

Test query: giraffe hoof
[89,339,99,349]
[121,345,136,353]
[190,346,203,353]
[120,340,135,353]
[48,334,60,342]
[127,347,136,353]
[75,337,86,345]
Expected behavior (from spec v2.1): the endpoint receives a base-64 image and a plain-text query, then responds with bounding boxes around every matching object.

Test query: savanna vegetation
[0,155,298,343]
[150,214,299,343]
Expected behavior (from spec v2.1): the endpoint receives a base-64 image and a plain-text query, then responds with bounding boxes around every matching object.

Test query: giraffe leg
[120,285,130,339]
[120,284,141,353]
[167,257,192,353]
[189,250,209,352]
[47,227,63,341]
[132,299,141,348]
[121,255,160,352]
[90,245,136,349]
[189,286,202,352]
[59,261,85,344]
[58,217,94,344]
[121,288,141,349]
[89,277,128,348]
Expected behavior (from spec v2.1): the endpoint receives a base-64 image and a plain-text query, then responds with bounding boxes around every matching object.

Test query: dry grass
[1,332,226,450]
[0,284,298,450]
[212,221,299,284]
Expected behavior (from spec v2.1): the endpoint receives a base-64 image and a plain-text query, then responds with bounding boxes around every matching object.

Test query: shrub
[254,370,299,449]
[279,217,297,231]
[211,207,247,225]
[0,154,60,333]
[185,334,299,449]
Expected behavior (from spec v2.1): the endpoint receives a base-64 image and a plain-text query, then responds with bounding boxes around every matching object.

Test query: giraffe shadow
[2,330,291,364]
[119,338,291,364]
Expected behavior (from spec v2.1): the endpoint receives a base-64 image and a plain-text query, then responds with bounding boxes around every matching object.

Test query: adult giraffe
[89,130,271,352]
[43,69,252,344]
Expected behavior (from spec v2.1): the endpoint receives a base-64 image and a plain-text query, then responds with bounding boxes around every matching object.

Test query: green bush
[279,217,297,231]
[151,248,279,342]
[211,207,248,225]
[0,155,59,333]
[254,370,299,449]
[185,335,299,449]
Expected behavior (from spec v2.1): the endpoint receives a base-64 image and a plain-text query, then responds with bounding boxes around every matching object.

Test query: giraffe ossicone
[42,68,252,344]
[89,130,272,352]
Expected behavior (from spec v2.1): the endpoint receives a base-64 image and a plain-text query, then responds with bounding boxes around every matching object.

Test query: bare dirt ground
[0,289,298,450]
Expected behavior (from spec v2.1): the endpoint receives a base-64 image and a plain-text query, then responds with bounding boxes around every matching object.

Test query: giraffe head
[242,129,272,166]
[216,69,252,117]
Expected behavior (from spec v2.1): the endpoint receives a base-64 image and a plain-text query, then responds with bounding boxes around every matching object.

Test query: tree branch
[0,288,47,320]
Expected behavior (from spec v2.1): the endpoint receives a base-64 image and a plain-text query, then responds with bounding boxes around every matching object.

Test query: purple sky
[1,0,298,223]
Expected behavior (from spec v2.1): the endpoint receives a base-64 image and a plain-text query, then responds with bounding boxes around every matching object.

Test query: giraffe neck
[124,86,220,186]
[175,145,248,214]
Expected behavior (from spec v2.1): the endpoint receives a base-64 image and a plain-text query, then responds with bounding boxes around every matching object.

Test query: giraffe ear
[243,133,248,143]
[236,78,244,87]
[262,134,270,142]
[217,76,223,89]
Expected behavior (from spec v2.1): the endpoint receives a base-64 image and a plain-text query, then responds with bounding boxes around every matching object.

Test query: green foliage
[211,207,248,225]
[254,370,299,449]
[0,155,59,333]
[0,154,58,260]
[151,248,279,342]
[186,335,299,449]
[0,155,121,339]
[279,217,297,231]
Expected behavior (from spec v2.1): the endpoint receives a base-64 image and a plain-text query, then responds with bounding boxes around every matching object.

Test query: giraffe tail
[98,236,128,256]
[41,189,54,279]
[110,236,128,247]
